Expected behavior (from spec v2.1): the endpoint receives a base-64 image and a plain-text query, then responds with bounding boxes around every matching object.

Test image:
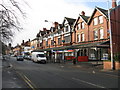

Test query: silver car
[17,55,24,61]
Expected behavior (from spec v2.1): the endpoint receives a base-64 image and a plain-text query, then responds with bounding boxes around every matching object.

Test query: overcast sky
[11,0,119,47]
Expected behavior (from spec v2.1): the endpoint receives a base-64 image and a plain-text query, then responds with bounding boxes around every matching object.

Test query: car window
[37,54,45,57]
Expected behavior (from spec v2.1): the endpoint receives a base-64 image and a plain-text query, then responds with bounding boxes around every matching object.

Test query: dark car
[17,55,24,61]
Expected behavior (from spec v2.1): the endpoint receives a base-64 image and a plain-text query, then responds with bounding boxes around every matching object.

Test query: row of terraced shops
[34,39,110,63]
[32,1,120,63]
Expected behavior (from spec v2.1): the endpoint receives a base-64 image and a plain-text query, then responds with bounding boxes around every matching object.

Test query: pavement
[2,59,28,89]
[53,60,120,76]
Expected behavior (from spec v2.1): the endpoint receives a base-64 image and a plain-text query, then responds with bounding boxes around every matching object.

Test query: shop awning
[33,40,110,52]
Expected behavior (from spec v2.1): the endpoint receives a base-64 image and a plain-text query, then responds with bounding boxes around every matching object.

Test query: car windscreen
[18,56,23,58]
[37,54,45,57]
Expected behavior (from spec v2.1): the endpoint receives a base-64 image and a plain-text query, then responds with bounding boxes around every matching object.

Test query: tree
[0,0,27,42]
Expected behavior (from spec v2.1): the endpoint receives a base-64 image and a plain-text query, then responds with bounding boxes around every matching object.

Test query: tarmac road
[2,56,119,89]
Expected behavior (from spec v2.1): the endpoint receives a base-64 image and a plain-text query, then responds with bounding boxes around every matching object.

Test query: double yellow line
[16,71,38,90]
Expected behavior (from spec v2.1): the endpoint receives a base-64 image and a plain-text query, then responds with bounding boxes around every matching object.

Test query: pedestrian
[73,57,76,65]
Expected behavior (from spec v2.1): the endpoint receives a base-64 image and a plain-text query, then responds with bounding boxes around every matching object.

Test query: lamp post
[107,0,114,70]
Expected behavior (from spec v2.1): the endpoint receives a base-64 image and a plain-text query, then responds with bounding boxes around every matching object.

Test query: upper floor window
[64,35,71,43]
[99,16,103,24]
[77,23,81,30]
[46,40,48,46]
[100,28,104,39]
[93,17,98,25]
[94,30,98,40]
[81,33,85,41]
[58,38,61,45]
[81,22,85,29]
[77,34,80,42]
[51,40,54,46]
[64,26,69,32]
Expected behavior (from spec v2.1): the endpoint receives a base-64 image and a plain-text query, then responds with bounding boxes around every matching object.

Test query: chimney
[54,22,58,28]
[112,0,117,8]
[28,39,30,42]
[22,40,24,44]
[43,28,47,31]
[81,11,85,16]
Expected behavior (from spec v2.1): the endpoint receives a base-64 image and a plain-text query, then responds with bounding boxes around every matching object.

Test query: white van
[31,52,47,64]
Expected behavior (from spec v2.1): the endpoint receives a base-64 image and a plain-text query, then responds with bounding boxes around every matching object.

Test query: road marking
[15,70,38,90]
[98,73,120,78]
[72,77,106,88]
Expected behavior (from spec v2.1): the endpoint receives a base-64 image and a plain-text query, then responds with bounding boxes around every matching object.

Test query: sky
[11,0,119,47]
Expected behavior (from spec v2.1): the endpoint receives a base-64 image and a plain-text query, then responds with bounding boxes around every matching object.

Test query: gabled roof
[73,15,90,30]
[62,17,76,26]
[96,7,108,17]
[88,7,108,24]
[80,15,90,23]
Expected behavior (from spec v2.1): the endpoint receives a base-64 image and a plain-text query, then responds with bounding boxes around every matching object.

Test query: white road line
[72,77,106,88]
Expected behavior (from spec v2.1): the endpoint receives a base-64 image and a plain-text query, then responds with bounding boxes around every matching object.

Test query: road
[2,56,119,89]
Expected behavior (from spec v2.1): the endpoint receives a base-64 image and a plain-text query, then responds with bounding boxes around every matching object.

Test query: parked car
[16,55,24,61]
[31,52,47,64]
[24,55,31,60]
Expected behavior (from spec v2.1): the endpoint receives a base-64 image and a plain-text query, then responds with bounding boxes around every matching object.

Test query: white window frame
[77,23,81,30]
[81,33,85,41]
[77,34,81,42]
[99,16,103,24]
[94,30,98,40]
[100,28,104,39]
[93,17,98,25]
[81,22,85,29]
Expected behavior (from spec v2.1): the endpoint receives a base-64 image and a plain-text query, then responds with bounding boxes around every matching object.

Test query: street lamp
[107,0,114,70]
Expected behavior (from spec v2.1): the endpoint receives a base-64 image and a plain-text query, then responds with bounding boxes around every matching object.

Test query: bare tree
[0,0,27,42]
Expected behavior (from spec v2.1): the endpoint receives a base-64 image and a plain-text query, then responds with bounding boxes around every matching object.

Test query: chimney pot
[22,40,24,44]
[54,22,58,28]
[112,0,117,8]
[81,11,85,16]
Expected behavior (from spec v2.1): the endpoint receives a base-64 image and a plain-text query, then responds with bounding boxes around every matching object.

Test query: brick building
[31,0,119,62]
[110,1,120,55]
